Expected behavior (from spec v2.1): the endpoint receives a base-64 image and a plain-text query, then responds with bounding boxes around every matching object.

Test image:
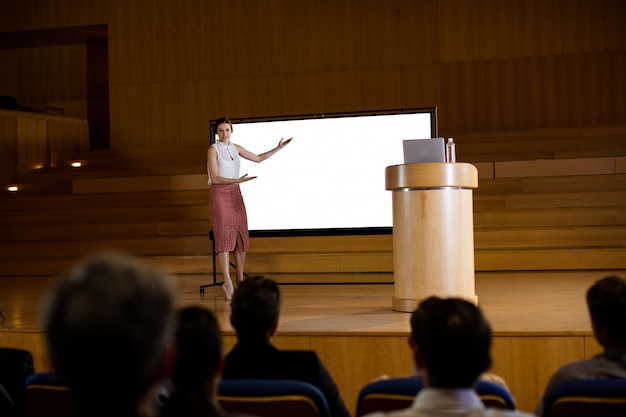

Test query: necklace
[222,142,234,161]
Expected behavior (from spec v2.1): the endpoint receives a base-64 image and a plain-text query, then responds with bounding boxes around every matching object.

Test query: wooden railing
[0,109,88,185]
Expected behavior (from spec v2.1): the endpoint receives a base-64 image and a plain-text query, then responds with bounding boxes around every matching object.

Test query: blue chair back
[24,372,74,417]
[356,376,516,416]
[218,379,331,417]
[541,378,626,417]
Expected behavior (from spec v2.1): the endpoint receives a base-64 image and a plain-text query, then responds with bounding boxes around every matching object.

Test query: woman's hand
[278,137,293,148]
[238,174,257,183]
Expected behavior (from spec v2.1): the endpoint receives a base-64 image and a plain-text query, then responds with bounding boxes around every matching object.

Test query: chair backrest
[218,379,331,417]
[0,347,35,416]
[541,378,626,417]
[24,372,74,417]
[356,377,516,416]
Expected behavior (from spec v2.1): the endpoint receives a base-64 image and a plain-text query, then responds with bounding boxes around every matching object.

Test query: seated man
[43,251,176,417]
[536,275,626,416]
[364,296,534,417]
[222,275,351,417]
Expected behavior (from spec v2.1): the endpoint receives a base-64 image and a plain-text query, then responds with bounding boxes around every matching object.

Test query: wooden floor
[0,270,613,415]
[0,271,599,334]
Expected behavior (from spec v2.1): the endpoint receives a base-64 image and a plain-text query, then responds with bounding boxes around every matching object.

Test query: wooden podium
[385,162,479,312]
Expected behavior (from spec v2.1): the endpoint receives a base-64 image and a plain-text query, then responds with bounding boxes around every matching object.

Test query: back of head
[230,275,281,341]
[411,297,492,388]
[43,251,175,410]
[586,275,626,343]
[171,306,222,395]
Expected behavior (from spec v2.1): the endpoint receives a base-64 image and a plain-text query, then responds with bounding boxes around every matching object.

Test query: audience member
[160,306,251,417]
[43,251,177,417]
[536,275,626,416]
[0,383,16,417]
[364,296,534,417]
[222,275,351,417]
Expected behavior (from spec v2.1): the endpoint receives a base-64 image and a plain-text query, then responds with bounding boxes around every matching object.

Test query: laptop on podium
[402,138,446,164]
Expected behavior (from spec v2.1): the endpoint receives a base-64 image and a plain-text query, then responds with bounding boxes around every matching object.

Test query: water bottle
[446,138,456,163]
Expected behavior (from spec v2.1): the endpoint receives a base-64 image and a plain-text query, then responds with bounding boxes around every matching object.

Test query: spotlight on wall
[71,161,82,168]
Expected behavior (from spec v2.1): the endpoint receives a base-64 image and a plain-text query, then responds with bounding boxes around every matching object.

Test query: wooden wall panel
[312,335,413,416]
[321,0,363,71]
[602,0,626,50]
[284,0,324,74]
[1,0,625,148]
[210,0,253,79]
[519,0,562,57]
[477,0,521,60]
[209,77,252,120]
[246,0,287,76]
[0,45,86,113]
[178,80,213,147]
[284,73,325,115]
[519,56,559,129]
[438,0,481,63]
[36,0,108,28]
[603,51,626,125]
[397,0,440,66]
[439,61,483,134]
[361,68,403,111]
[144,82,181,148]
[323,70,364,114]
[400,64,441,110]
[109,84,145,149]
[16,117,46,173]
[176,0,213,81]
[490,336,586,414]
[142,0,180,83]
[0,115,17,184]
[0,0,44,31]
[0,50,18,99]
[560,0,605,55]
[47,118,89,167]
[249,75,288,118]
[109,0,146,85]
[481,59,523,131]
[359,0,401,69]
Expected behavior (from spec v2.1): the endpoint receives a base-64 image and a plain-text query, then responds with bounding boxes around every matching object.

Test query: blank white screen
[216,110,434,233]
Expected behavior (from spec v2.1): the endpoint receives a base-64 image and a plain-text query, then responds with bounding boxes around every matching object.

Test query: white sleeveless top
[208,142,240,184]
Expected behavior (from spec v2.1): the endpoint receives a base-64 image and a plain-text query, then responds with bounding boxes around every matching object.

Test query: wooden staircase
[1,126,625,290]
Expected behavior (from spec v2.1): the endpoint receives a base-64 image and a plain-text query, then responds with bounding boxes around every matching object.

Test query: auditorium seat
[218,379,331,417]
[541,378,626,417]
[356,377,516,416]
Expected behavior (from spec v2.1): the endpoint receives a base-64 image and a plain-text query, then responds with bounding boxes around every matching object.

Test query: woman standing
[207,117,292,300]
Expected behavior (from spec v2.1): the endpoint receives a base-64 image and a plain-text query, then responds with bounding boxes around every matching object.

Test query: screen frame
[209,107,438,237]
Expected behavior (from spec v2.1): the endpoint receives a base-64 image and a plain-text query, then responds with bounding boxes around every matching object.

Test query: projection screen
[210,108,437,236]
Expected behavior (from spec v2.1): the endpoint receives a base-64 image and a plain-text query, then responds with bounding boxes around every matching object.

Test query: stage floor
[193,271,597,337]
[0,271,600,335]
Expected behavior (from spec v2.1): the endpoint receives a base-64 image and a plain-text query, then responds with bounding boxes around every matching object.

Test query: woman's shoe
[222,283,233,301]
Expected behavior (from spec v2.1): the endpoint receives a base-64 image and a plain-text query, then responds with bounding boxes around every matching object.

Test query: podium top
[385,162,478,190]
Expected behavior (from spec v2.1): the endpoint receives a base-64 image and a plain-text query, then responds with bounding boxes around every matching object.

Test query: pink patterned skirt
[209,183,250,253]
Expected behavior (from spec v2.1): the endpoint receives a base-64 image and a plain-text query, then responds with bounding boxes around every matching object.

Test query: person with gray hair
[43,251,177,417]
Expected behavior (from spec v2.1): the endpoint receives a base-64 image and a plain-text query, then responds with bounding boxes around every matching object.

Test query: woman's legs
[233,232,247,284]
[217,251,234,298]
[234,248,246,284]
